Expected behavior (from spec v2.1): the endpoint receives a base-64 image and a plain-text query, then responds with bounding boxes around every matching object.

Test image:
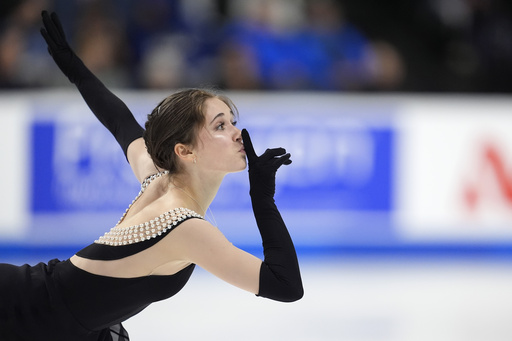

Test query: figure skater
[0,11,302,341]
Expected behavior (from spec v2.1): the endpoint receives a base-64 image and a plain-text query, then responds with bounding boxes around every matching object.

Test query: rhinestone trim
[94,171,203,246]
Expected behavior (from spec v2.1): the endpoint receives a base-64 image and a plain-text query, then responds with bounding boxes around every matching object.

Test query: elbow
[258,263,304,302]
[285,284,304,302]
[270,283,304,303]
[257,283,304,302]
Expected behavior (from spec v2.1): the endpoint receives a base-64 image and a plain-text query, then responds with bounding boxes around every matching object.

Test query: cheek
[196,134,236,162]
[196,137,224,159]
[206,135,230,150]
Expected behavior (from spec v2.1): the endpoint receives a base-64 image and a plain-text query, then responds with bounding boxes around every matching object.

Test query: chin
[233,160,247,173]
[235,165,247,173]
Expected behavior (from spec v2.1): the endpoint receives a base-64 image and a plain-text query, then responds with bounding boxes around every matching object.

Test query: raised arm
[242,129,303,302]
[40,11,153,182]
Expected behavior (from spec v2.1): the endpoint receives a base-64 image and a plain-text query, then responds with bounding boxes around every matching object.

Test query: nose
[234,127,242,142]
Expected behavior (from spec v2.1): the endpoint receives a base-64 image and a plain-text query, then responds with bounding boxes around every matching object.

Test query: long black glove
[242,129,303,302]
[40,11,143,159]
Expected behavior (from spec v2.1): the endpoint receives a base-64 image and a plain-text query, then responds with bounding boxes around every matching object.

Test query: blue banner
[31,119,139,213]
[31,119,393,213]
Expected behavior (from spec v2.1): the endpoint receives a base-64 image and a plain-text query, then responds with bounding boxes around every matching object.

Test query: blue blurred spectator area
[1,0,512,92]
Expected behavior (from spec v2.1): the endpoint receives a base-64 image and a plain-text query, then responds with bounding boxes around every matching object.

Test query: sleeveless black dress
[0,173,203,341]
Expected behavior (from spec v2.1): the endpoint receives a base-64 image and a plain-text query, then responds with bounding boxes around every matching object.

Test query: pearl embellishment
[94,171,203,246]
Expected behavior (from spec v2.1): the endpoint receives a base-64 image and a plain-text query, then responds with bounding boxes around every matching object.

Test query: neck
[167,172,224,216]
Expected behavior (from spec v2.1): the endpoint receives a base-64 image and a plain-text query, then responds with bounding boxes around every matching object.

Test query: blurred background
[1,0,512,340]
[1,0,512,92]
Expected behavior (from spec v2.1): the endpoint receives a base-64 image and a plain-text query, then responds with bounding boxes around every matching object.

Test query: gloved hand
[40,10,144,159]
[241,129,302,302]
[40,11,86,85]
[242,129,291,198]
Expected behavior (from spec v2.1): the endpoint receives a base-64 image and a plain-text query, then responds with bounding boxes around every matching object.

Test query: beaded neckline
[117,170,169,226]
[95,207,203,246]
[94,171,203,246]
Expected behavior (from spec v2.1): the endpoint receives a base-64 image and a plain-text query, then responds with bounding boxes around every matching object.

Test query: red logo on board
[464,143,512,212]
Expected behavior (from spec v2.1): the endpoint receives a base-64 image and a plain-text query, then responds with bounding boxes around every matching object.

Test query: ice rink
[122,255,512,341]
[6,253,511,341]
[117,256,512,341]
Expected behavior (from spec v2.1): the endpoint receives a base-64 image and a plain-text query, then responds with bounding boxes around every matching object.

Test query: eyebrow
[209,111,234,125]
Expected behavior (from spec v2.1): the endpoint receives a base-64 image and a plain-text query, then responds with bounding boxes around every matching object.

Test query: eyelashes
[215,121,238,130]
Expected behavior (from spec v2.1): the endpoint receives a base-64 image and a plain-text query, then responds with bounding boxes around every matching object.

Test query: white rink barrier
[1,90,511,249]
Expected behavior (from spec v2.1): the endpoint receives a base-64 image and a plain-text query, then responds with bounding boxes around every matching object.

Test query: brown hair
[143,88,237,173]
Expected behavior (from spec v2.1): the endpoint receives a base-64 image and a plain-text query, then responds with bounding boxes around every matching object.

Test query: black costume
[0,200,199,340]
[0,11,303,341]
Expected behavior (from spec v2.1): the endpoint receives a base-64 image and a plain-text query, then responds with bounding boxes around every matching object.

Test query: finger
[241,129,257,160]
[40,28,57,52]
[41,10,51,33]
[260,147,287,162]
[41,11,62,44]
[282,156,292,165]
[272,153,292,168]
[50,12,66,41]
[41,11,57,39]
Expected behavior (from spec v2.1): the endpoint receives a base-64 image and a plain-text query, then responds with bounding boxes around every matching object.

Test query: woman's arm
[40,11,153,183]
[172,219,263,295]
[174,208,302,302]
[125,138,162,183]
[173,130,303,302]
[241,129,303,302]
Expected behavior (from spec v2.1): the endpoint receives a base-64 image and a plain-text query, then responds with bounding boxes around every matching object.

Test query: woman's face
[193,97,246,174]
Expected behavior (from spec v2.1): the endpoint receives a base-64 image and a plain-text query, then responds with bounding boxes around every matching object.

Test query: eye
[231,120,238,127]
[216,122,225,130]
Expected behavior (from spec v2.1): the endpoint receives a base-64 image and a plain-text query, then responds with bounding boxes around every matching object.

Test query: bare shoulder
[169,217,247,264]
[171,218,230,247]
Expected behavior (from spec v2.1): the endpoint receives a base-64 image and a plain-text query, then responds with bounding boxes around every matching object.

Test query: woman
[0,11,303,341]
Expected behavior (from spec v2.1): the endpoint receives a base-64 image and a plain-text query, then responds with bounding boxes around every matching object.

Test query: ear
[174,143,195,163]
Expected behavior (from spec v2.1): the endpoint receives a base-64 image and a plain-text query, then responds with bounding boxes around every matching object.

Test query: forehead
[204,97,232,118]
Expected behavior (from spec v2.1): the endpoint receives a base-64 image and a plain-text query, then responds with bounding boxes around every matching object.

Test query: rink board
[1,92,512,251]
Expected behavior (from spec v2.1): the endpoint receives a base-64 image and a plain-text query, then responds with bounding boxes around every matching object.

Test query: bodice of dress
[54,172,203,331]
[53,259,195,331]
